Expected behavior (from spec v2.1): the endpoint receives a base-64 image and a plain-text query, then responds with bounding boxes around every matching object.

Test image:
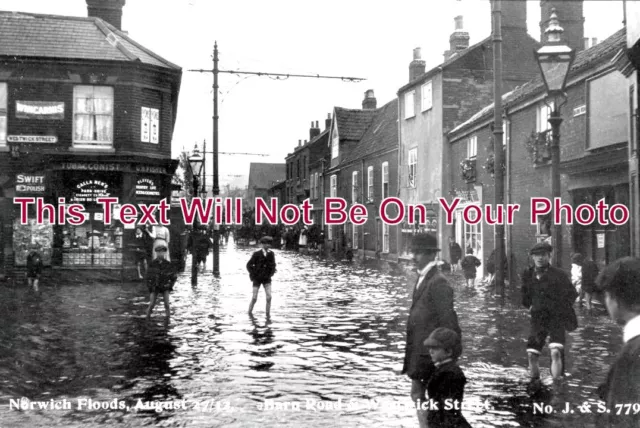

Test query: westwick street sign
[8,135,58,143]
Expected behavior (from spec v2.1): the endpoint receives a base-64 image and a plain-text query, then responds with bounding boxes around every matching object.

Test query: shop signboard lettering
[136,177,160,198]
[59,162,122,171]
[135,165,166,174]
[8,135,57,143]
[71,180,111,203]
[16,101,65,120]
[15,173,46,193]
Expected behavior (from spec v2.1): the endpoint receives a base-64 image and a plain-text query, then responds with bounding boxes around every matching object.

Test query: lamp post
[534,8,575,268]
[188,144,204,286]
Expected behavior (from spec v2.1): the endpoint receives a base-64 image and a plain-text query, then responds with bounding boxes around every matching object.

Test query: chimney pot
[413,47,422,60]
[409,47,427,82]
[86,0,126,30]
[325,113,332,130]
[583,37,590,49]
[592,37,598,46]
[454,15,463,31]
[362,90,377,110]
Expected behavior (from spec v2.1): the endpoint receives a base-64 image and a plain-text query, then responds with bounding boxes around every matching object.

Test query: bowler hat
[530,241,553,255]
[260,236,273,244]
[424,327,462,359]
[411,233,439,253]
[571,253,584,265]
[155,245,168,252]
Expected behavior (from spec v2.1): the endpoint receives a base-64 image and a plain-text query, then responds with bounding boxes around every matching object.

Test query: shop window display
[61,217,123,267]
[13,218,53,266]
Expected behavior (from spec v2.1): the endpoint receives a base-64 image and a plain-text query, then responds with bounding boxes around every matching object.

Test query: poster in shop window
[141,107,159,143]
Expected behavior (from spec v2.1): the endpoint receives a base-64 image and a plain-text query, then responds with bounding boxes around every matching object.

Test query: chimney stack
[443,16,470,61]
[362,89,377,110]
[298,139,302,147]
[325,113,332,130]
[409,47,426,82]
[540,1,585,52]
[86,0,126,30]
[501,0,527,31]
[310,121,321,140]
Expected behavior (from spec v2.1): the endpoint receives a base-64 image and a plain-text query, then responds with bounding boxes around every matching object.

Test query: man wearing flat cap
[247,236,277,318]
[403,233,461,428]
[522,241,577,380]
[594,257,640,428]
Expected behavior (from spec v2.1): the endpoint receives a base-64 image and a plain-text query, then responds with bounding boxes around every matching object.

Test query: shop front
[450,186,484,277]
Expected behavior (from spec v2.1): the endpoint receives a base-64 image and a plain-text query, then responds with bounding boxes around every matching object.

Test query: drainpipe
[362,158,366,260]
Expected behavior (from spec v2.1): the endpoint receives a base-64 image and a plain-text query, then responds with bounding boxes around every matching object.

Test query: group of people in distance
[405,233,639,428]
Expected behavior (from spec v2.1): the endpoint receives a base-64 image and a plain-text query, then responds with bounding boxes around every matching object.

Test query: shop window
[73,85,114,147]
[0,82,6,147]
[13,217,54,267]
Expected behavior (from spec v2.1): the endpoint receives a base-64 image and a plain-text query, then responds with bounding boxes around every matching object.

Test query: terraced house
[0,0,182,276]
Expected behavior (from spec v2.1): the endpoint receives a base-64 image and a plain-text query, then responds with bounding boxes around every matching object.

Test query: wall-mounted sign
[16,101,64,120]
[135,177,160,198]
[59,162,122,171]
[8,135,58,143]
[71,180,111,203]
[141,107,159,144]
[135,165,167,174]
[15,173,46,193]
[597,233,605,249]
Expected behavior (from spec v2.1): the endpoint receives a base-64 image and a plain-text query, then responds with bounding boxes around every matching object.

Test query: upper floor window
[352,171,358,203]
[73,85,113,147]
[331,125,339,159]
[405,90,415,119]
[330,174,337,198]
[408,148,417,188]
[367,166,374,202]
[421,81,433,112]
[0,83,6,147]
[467,135,477,159]
[310,172,315,199]
[536,102,553,133]
[382,161,389,198]
[141,107,159,144]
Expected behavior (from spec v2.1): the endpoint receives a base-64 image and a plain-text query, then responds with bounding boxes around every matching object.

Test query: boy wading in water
[146,245,176,321]
[247,236,276,318]
[26,243,43,291]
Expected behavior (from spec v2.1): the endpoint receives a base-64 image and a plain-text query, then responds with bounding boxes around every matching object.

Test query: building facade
[0,4,182,275]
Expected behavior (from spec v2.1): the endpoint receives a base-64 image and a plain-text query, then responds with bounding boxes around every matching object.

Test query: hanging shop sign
[400,204,438,233]
[8,135,58,143]
[135,177,161,198]
[16,101,65,120]
[71,179,111,203]
[15,173,46,194]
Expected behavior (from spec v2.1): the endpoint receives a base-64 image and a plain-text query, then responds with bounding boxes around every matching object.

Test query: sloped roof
[334,107,378,141]
[342,99,398,164]
[0,11,180,70]
[449,28,626,138]
[248,163,286,190]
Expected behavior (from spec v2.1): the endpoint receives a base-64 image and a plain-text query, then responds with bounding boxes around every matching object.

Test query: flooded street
[0,239,624,427]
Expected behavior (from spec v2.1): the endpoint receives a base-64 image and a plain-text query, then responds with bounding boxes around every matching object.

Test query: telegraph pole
[189,42,365,279]
[492,0,505,297]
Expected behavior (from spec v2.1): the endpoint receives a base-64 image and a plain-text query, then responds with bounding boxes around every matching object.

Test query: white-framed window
[421,81,433,112]
[328,174,337,241]
[141,106,159,144]
[408,148,417,188]
[382,222,390,253]
[536,102,554,132]
[382,161,389,199]
[331,124,339,159]
[352,171,358,203]
[404,90,415,119]
[467,135,477,159]
[353,225,358,250]
[0,83,6,147]
[73,85,114,147]
[367,166,374,202]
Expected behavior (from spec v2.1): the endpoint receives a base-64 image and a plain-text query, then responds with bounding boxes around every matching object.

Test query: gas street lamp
[188,144,204,285]
[534,8,575,268]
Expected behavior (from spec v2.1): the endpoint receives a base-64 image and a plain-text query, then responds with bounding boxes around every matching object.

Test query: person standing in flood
[247,236,276,318]
[449,237,462,274]
[145,244,176,321]
[403,233,461,428]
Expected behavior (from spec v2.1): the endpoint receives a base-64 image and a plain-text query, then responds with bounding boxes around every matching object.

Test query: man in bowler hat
[247,236,277,318]
[522,241,577,380]
[403,233,461,428]
[595,257,640,428]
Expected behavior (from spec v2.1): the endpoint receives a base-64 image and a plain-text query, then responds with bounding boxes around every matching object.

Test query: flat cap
[424,327,462,359]
[530,241,553,255]
[260,236,273,243]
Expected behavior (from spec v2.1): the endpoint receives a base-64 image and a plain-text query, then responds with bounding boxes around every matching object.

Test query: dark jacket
[246,249,276,284]
[449,243,462,264]
[521,265,577,324]
[403,267,461,382]
[581,259,600,293]
[427,360,472,428]
[460,255,481,277]
[598,335,640,428]
[26,251,43,274]
[146,258,176,293]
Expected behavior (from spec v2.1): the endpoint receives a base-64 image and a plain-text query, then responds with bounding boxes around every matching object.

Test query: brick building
[246,163,286,209]
[397,0,540,269]
[324,90,398,259]
[448,26,628,280]
[0,2,182,275]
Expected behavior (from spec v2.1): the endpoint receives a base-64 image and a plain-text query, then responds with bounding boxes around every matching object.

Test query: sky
[2,0,626,193]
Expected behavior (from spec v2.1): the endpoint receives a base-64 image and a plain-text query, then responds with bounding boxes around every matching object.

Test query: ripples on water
[0,240,623,427]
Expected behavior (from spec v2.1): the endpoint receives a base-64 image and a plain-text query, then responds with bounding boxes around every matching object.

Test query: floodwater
[0,238,623,427]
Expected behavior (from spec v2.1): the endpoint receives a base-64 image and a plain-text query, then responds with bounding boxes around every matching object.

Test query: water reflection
[0,243,626,427]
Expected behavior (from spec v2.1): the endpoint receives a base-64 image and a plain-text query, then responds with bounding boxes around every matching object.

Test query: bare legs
[28,276,39,291]
[146,291,171,320]
[249,283,272,318]
[528,348,564,380]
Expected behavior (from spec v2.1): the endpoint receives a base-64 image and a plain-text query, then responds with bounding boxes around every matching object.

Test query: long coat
[598,335,640,428]
[246,249,276,284]
[427,361,472,428]
[402,267,461,382]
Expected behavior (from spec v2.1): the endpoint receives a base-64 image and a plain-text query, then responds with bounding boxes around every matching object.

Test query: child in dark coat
[26,243,43,291]
[423,327,472,428]
[460,247,481,288]
[145,244,176,321]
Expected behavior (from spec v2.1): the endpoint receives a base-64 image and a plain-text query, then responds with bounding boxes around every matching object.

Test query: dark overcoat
[246,249,276,284]
[402,267,461,382]
[426,361,472,428]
